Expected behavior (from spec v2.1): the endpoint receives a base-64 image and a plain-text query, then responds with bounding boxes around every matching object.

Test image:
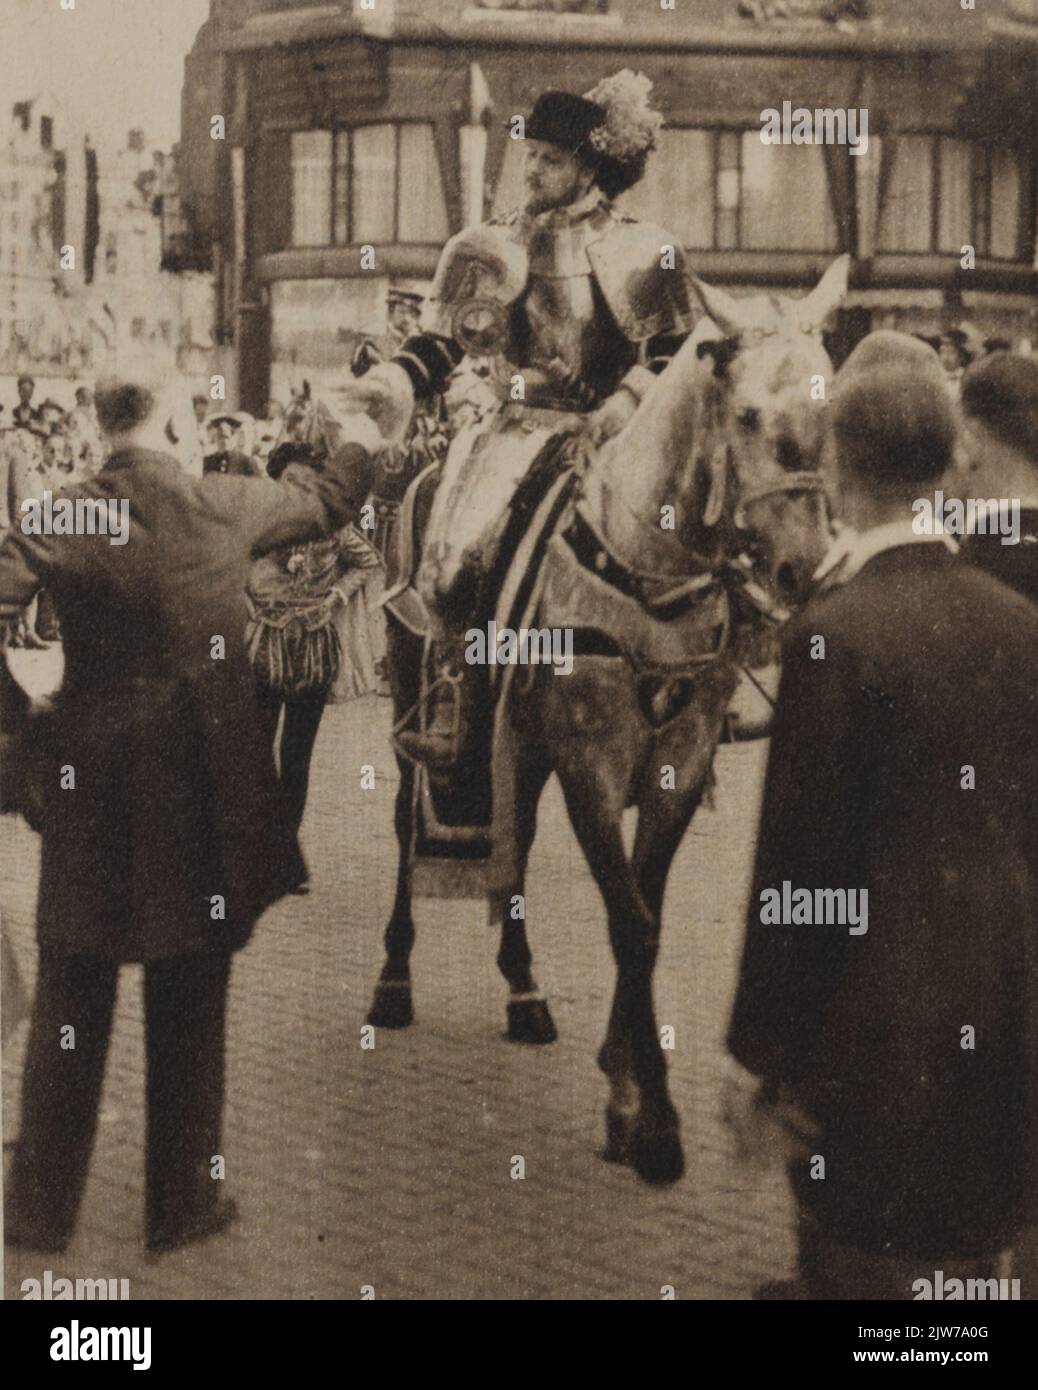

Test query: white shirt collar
[813,519,958,588]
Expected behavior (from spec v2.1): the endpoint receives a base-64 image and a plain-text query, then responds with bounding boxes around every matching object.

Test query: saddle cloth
[406,454,578,912]
[415,399,582,627]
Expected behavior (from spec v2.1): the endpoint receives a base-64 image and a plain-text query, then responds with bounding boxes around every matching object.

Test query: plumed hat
[524,71,663,198]
[526,91,606,152]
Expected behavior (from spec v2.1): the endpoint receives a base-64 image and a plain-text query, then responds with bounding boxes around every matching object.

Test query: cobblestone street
[3,652,793,1300]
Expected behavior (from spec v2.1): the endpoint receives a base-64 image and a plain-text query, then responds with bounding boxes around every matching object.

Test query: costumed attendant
[247,439,384,889]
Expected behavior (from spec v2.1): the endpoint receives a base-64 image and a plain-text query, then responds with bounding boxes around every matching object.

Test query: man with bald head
[0,352,452,1254]
[725,332,1038,1299]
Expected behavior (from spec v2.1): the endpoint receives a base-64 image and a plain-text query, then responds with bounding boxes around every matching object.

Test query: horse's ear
[796,254,851,333]
[688,275,750,338]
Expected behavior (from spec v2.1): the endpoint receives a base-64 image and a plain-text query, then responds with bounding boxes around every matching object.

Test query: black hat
[525,91,606,156]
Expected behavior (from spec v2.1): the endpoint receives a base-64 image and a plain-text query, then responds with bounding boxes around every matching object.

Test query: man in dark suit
[0,358,429,1254]
[726,333,1038,1298]
[959,351,1038,603]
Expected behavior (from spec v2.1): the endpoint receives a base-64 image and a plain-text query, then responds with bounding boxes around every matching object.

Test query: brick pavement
[3,658,794,1300]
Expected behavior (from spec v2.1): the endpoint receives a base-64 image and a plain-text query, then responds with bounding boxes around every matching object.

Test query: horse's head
[688,255,849,607]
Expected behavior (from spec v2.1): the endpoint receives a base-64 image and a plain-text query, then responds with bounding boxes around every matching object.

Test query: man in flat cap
[203,411,262,477]
[351,286,426,380]
[0,344,453,1254]
[394,71,695,770]
[725,332,1038,1298]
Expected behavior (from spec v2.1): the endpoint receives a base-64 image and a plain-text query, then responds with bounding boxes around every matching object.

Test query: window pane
[290,130,331,247]
[937,138,972,254]
[877,135,933,253]
[990,147,1022,260]
[619,129,714,249]
[491,137,526,218]
[353,123,396,244]
[398,124,449,243]
[333,131,351,245]
[739,135,837,251]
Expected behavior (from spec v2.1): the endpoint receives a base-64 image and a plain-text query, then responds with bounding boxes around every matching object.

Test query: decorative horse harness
[548,330,829,720]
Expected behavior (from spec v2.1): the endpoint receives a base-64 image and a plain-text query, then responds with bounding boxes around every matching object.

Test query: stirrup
[393,662,466,768]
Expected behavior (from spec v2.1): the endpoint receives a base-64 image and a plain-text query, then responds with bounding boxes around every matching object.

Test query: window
[877,135,932,253]
[739,134,838,252]
[289,122,448,248]
[290,130,332,248]
[619,129,714,249]
[878,135,1030,261]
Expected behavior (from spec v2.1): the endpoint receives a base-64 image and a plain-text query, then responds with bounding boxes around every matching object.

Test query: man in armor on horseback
[394,70,696,769]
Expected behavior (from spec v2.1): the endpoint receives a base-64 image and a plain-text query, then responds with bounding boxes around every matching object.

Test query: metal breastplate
[499,198,633,410]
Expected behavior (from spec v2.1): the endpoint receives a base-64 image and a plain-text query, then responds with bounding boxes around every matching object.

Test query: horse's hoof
[367,982,414,1030]
[632,1126,685,1186]
[506,998,557,1045]
[601,1106,635,1166]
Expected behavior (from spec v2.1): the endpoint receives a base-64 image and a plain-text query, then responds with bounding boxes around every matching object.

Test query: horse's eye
[737,408,761,432]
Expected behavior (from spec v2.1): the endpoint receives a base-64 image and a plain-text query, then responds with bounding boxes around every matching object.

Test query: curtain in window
[876,135,933,253]
[937,138,972,254]
[291,130,331,247]
[398,124,449,243]
[740,136,838,251]
[353,124,396,244]
[990,147,1021,261]
[620,129,714,249]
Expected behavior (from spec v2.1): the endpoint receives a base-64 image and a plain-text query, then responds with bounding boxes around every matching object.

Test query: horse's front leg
[490,742,556,1044]
[550,661,683,1184]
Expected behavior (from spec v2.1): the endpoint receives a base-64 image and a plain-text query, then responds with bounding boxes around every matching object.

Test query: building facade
[178,0,1038,412]
[0,101,218,404]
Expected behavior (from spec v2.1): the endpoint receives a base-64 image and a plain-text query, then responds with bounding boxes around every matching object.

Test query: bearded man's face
[522,140,594,215]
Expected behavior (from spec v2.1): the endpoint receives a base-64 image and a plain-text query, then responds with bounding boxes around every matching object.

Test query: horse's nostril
[775,562,799,598]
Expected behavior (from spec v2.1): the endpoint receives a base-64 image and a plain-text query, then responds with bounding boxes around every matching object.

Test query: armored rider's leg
[395,557,484,772]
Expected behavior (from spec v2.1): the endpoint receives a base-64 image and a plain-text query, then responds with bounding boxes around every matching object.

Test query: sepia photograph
[2,0,1038,1344]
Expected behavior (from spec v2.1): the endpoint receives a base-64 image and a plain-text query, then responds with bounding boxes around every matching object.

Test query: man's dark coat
[728,543,1038,1259]
[0,445,372,962]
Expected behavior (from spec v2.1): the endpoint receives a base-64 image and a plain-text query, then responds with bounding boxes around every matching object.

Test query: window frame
[288,119,447,250]
[878,131,1031,263]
